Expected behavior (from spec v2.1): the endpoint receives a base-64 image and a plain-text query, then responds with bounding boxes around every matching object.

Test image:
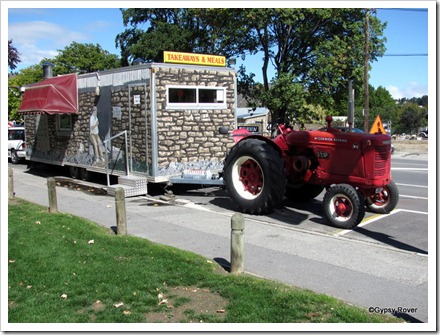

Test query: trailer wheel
[285,184,324,202]
[224,138,286,215]
[69,166,80,179]
[365,180,399,214]
[323,184,365,229]
[79,168,90,181]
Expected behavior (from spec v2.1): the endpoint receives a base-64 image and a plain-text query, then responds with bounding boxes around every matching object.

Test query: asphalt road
[6,152,431,327]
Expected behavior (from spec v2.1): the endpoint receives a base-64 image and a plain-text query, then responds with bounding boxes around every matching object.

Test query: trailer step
[118,175,148,187]
[107,176,148,197]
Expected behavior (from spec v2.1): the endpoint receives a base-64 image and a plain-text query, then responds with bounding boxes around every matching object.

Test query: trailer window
[167,86,226,109]
[169,88,196,103]
[56,114,72,136]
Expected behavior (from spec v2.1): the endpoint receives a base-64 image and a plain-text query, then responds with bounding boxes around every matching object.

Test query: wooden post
[231,213,245,274]
[8,168,14,200]
[47,177,58,213]
[115,187,127,235]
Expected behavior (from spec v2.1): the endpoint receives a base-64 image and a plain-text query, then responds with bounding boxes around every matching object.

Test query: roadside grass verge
[8,198,403,323]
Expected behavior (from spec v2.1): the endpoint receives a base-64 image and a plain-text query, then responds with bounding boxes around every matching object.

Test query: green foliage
[394,103,428,134]
[270,9,384,108]
[51,42,121,74]
[7,42,121,120]
[116,9,255,65]
[8,65,44,121]
[116,8,386,114]
[397,95,428,107]
[368,85,399,129]
[260,72,307,124]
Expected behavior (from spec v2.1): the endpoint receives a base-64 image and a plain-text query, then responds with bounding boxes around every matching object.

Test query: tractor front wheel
[224,138,286,215]
[323,184,365,229]
[365,180,399,214]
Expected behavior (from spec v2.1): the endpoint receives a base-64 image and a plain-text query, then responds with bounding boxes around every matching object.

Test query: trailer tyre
[365,180,399,214]
[323,184,365,229]
[79,168,90,181]
[224,138,286,215]
[69,166,80,179]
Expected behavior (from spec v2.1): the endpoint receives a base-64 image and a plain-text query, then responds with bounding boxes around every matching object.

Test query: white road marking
[334,208,429,237]
[392,167,428,171]
[399,209,429,215]
[334,209,402,237]
[396,183,428,188]
[400,195,428,200]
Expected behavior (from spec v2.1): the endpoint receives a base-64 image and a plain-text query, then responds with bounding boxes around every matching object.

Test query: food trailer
[19,52,237,196]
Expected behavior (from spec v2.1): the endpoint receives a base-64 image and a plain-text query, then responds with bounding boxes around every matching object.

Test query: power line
[378,8,428,12]
[383,53,428,56]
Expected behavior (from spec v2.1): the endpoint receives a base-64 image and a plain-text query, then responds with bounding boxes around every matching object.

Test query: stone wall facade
[111,85,151,174]
[154,67,236,168]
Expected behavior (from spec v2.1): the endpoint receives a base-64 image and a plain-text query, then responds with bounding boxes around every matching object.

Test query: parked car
[418,132,428,139]
[8,127,26,164]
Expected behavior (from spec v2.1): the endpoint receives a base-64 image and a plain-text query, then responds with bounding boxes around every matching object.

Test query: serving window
[167,86,226,109]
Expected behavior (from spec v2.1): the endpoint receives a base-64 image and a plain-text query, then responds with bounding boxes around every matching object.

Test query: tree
[116,9,255,66]
[8,39,21,71]
[50,42,121,74]
[238,9,386,113]
[260,72,307,124]
[368,85,399,129]
[8,65,44,120]
[8,42,121,120]
[116,8,386,116]
[395,103,427,134]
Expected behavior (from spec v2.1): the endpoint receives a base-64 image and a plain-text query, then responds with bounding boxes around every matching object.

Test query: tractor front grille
[374,145,391,177]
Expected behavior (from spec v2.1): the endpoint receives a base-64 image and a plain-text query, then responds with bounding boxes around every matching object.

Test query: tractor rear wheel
[365,180,399,214]
[323,184,365,229]
[224,138,286,215]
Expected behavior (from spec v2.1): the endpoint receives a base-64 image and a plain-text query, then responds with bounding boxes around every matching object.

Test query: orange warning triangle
[369,115,386,134]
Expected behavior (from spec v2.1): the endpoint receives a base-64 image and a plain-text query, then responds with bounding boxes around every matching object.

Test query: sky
[4,2,434,100]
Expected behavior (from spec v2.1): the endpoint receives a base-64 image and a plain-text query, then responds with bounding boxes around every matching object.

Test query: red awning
[18,73,78,114]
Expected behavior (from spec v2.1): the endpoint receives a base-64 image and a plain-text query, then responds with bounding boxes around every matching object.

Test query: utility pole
[363,9,370,133]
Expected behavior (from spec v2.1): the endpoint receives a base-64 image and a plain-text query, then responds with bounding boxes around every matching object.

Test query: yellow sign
[369,115,386,134]
[164,51,226,67]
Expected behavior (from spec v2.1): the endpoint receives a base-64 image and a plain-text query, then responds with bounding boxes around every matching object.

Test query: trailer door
[128,83,150,174]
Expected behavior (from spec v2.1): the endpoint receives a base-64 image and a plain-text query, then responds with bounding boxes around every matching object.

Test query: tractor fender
[231,134,283,156]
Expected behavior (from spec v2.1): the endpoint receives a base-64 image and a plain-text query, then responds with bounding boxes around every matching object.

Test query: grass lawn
[8,198,403,324]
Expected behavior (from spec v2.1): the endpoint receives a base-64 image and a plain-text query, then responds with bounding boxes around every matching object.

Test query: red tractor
[223,116,399,229]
